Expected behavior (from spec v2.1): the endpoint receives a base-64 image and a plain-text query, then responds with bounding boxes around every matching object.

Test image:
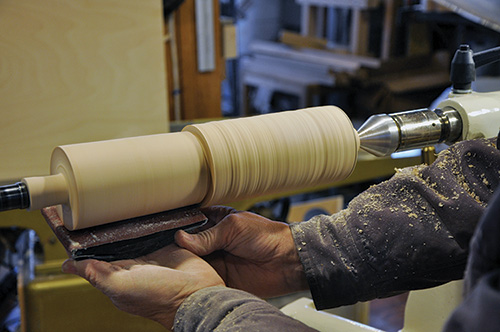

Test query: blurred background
[1,1,499,331]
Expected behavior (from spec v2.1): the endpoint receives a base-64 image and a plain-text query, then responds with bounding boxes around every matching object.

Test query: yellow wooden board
[23,267,166,332]
[287,195,344,223]
[0,0,168,182]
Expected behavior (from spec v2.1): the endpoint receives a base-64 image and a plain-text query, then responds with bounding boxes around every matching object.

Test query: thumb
[175,222,231,256]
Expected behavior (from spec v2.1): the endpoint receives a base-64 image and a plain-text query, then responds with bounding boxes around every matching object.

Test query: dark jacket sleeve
[291,138,500,310]
[173,138,499,331]
[443,188,500,332]
[173,286,317,332]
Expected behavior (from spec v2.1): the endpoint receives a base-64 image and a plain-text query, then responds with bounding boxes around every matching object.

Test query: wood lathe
[1,106,360,260]
[1,46,499,261]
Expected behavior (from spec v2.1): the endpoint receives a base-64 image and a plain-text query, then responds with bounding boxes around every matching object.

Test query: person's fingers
[62,259,120,289]
[143,244,203,271]
[61,259,77,274]
[175,219,234,256]
[200,206,238,224]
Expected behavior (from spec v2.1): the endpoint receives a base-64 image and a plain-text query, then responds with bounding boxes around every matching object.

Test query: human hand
[61,244,224,329]
[175,206,308,299]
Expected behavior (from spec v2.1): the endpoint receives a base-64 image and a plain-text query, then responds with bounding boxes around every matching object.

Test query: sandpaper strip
[41,205,207,261]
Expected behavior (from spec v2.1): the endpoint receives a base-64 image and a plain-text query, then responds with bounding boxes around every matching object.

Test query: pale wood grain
[0,0,168,182]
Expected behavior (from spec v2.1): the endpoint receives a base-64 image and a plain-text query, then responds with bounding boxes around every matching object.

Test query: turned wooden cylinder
[23,106,359,230]
[25,132,209,230]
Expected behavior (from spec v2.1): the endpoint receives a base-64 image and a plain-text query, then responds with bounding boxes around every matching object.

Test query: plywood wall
[0,0,168,182]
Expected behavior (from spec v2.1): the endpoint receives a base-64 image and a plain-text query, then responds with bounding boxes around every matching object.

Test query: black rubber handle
[451,44,500,93]
[0,182,29,211]
[474,46,500,68]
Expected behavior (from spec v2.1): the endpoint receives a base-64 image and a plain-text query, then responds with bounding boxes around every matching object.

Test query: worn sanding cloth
[42,205,207,261]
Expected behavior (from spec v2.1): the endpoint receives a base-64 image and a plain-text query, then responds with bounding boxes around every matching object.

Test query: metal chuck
[358,109,462,157]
